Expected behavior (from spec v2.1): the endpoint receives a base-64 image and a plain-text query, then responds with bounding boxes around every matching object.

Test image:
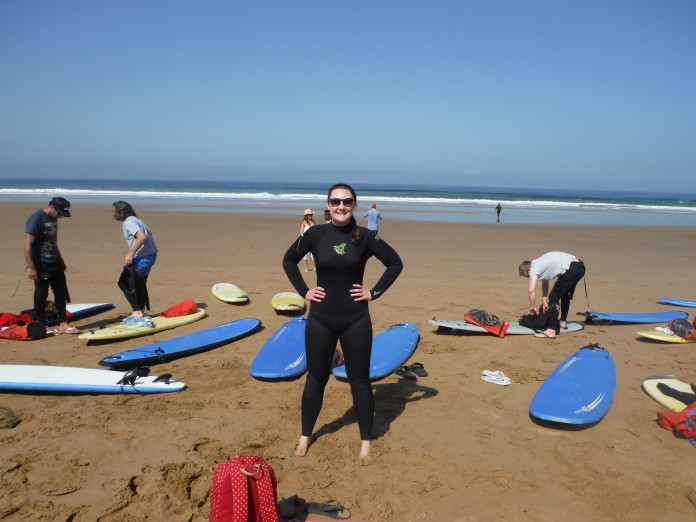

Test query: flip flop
[408,362,428,377]
[306,500,351,520]
[394,366,417,380]
[46,328,61,336]
[534,331,555,339]
[60,326,82,334]
[481,372,511,386]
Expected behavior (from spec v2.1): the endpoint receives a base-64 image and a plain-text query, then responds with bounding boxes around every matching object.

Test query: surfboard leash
[11,267,27,298]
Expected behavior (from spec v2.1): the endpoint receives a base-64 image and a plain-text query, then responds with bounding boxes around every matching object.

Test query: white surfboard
[0,365,185,394]
[642,376,695,411]
[429,318,584,335]
[212,283,249,304]
[271,292,306,313]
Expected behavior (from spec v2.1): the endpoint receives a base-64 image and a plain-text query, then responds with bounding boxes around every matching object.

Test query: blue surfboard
[577,310,687,324]
[332,322,420,382]
[658,297,696,308]
[250,316,307,380]
[99,318,262,369]
[529,343,616,425]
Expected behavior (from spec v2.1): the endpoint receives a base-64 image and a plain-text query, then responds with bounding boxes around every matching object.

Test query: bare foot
[534,329,556,339]
[359,440,371,461]
[560,321,568,329]
[295,436,311,457]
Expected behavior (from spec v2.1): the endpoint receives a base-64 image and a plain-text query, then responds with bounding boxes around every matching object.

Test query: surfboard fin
[153,373,172,384]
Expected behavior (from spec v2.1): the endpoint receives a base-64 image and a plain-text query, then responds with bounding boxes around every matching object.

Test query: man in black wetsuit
[283,183,403,461]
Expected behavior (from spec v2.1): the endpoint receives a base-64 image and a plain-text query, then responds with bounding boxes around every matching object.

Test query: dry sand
[1,201,695,521]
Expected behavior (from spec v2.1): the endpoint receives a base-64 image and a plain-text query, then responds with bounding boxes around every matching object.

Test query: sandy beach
[1,201,695,521]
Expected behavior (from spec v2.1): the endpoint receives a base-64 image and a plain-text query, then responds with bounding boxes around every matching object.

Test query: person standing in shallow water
[282,183,403,461]
[112,201,158,323]
[496,203,502,223]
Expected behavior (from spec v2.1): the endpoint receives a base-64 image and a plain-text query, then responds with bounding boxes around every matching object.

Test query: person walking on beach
[495,203,502,223]
[24,197,78,334]
[519,251,585,339]
[300,209,315,272]
[364,202,382,235]
[282,183,403,461]
[112,201,158,323]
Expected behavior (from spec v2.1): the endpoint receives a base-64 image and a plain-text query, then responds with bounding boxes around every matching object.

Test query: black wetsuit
[282,218,403,440]
[25,209,70,325]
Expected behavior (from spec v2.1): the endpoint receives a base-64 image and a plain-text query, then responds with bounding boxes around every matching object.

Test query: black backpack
[519,310,550,330]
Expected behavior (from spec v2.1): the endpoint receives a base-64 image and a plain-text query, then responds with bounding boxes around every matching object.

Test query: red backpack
[160,299,198,318]
[667,317,696,340]
[464,310,510,338]
[656,401,696,446]
[209,456,279,522]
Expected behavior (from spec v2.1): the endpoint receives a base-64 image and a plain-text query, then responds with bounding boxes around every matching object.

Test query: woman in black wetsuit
[282,183,403,461]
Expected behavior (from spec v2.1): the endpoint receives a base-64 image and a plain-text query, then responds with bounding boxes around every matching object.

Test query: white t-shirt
[530,251,575,281]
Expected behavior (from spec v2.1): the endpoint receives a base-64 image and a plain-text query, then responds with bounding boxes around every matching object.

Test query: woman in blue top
[112,201,158,324]
[282,183,403,461]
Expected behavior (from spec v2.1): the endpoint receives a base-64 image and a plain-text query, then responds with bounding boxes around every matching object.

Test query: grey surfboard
[429,318,584,335]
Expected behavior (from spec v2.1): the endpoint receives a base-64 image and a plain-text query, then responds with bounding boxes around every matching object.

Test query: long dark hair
[328,183,362,245]
[112,200,137,221]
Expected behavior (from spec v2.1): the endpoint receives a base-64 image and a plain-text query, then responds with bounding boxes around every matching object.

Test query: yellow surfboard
[637,330,693,343]
[212,283,249,304]
[78,309,206,342]
[271,292,305,313]
[642,376,695,411]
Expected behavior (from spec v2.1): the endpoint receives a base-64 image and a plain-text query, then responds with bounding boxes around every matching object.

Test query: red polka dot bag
[209,455,279,522]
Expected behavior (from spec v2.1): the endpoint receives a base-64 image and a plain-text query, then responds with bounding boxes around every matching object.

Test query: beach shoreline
[1,201,695,521]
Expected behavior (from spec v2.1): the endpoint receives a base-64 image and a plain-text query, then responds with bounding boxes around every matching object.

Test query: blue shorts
[133,253,157,277]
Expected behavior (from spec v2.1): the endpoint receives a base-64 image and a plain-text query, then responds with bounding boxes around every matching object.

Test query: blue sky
[1,1,694,191]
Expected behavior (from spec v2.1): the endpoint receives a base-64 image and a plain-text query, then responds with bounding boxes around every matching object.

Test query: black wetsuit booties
[282,217,403,440]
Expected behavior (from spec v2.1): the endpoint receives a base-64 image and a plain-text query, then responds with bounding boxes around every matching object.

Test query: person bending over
[519,251,585,339]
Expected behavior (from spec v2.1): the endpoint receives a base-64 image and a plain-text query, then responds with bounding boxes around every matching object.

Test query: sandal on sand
[534,331,555,339]
[306,500,351,520]
[408,362,428,377]
[60,326,82,334]
[481,371,511,386]
[394,366,417,380]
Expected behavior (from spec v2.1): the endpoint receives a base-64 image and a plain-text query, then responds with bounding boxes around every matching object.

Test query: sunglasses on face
[328,197,355,208]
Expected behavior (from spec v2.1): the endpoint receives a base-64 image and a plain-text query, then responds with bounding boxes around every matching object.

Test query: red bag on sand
[657,401,696,444]
[667,318,696,340]
[0,313,34,327]
[0,321,46,341]
[159,299,198,318]
[464,312,510,338]
[209,456,279,522]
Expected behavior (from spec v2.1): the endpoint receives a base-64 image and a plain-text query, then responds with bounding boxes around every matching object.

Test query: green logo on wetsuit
[333,242,347,255]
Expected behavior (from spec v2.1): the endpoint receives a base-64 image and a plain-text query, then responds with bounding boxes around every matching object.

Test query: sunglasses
[328,197,355,208]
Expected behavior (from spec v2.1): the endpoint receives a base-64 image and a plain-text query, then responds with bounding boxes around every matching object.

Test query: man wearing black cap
[23,197,78,334]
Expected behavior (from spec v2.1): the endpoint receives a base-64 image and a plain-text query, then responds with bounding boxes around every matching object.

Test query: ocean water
[2,178,696,226]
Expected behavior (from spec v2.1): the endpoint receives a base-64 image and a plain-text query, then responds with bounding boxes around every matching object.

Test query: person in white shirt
[519,251,586,339]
